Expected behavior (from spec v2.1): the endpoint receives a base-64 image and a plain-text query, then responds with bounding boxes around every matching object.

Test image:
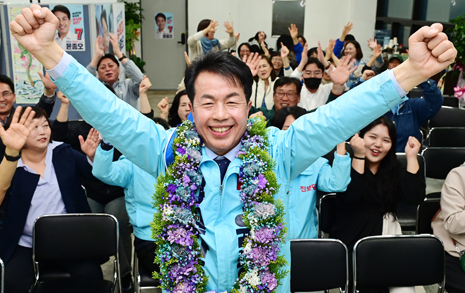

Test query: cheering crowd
[0,4,463,293]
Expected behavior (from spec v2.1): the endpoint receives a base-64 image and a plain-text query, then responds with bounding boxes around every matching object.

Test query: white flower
[245,268,260,287]
[243,242,252,254]
[162,204,173,220]
[239,285,247,293]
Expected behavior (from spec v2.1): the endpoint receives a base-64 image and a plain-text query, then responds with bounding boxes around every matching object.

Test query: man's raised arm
[10,5,169,178]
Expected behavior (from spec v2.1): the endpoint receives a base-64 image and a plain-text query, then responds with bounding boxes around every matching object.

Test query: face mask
[304,77,322,90]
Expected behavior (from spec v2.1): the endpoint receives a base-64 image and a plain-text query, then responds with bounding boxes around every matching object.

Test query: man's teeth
[281,104,289,107]
[372,150,380,153]
[0,104,6,107]
[211,127,230,133]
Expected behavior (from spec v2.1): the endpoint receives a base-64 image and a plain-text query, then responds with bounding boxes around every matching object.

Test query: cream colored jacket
[187,31,235,62]
[432,165,465,258]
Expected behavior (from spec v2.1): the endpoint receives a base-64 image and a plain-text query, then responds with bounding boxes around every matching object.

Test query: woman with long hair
[166,90,191,127]
[330,116,425,292]
[340,40,383,88]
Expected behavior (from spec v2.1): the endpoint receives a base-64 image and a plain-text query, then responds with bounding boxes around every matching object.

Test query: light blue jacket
[287,155,351,240]
[91,146,165,242]
[52,54,406,293]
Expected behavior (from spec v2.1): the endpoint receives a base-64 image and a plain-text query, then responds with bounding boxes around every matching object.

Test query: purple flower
[167,227,194,246]
[260,270,277,291]
[182,174,191,186]
[255,227,275,244]
[172,282,195,293]
[177,147,186,155]
[257,174,267,189]
[254,203,276,219]
[167,184,177,194]
[249,247,272,267]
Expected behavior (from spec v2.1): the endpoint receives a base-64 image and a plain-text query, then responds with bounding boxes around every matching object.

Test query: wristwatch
[4,151,21,162]
[118,54,127,61]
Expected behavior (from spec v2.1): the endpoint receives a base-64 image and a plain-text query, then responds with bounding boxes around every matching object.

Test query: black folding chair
[133,252,158,292]
[443,96,459,108]
[430,106,465,128]
[291,239,348,293]
[416,198,441,234]
[427,127,465,147]
[318,193,337,238]
[395,153,426,232]
[0,257,4,293]
[31,214,121,293]
[353,235,445,293]
[422,147,465,179]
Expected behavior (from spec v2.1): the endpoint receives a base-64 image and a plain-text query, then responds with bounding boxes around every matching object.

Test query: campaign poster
[112,3,126,54]
[8,5,44,104]
[50,4,86,52]
[154,12,174,39]
[95,4,114,54]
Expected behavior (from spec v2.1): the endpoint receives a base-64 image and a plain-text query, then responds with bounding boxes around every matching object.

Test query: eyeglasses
[275,91,297,99]
[303,70,323,77]
[1,91,14,98]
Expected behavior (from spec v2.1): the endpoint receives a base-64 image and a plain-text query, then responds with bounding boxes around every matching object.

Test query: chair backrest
[353,235,445,291]
[33,214,119,262]
[427,127,465,147]
[430,106,465,128]
[0,257,4,293]
[422,147,465,179]
[443,96,459,108]
[291,239,348,292]
[416,198,441,234]
[318,193,337,237]
[396,153,426,178]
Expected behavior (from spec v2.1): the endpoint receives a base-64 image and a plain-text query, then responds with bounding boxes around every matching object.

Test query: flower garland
[151,117,288,293]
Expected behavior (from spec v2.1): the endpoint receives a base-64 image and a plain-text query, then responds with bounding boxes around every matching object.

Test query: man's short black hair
[272,106,307,130]
[155,13,166,22]
[184,51,253,106]
[304,57,324,72]
[0,74,14,93]
[52,5,71,19]
[97,54,120,69]
[273,76,302,93]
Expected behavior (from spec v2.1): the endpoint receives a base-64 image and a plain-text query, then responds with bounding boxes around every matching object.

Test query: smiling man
[51,5,77,50]
[9,5,457,292]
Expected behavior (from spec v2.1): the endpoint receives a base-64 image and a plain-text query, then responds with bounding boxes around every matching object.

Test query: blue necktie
[214,157,230,184]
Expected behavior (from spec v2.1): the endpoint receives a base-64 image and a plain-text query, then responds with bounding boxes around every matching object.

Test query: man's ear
[247,100,252,111]
[297,94,300,104]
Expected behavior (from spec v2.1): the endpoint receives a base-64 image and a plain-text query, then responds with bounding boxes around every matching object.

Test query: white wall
[188,0,378,58]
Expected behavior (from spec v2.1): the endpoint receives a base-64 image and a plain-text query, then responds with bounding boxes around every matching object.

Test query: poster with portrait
[8,4,45,104]
[95,4,114,55]
[112,3,126,54]
[154,12,173,39]
[50,4,86,52]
